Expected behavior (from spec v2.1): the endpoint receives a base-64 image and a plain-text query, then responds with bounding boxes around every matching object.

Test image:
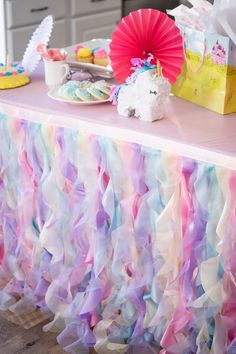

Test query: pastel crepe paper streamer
[0,113,236,353]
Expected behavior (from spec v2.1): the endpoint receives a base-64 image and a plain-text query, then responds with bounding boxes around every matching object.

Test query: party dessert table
[0,66,236,354]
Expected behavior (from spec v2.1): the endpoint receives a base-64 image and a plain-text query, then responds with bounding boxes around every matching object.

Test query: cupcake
[74,44,84,54]
[76,48,93,63]
[93,49,109,67]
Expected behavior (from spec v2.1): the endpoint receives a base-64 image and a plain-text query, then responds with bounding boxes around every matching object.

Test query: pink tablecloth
[0,65,236,170]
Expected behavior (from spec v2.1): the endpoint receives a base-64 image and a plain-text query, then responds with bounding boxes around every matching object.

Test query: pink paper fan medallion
[110,9,184,84]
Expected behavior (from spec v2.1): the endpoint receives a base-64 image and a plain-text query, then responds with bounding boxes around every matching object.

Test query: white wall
[0,0,6,63]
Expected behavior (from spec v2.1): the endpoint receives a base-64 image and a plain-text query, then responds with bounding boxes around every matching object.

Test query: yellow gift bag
[172,24,236,115]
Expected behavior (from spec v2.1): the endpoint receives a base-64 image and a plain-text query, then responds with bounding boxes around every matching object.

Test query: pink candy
[36,44,67,61]
[47,48,66,61]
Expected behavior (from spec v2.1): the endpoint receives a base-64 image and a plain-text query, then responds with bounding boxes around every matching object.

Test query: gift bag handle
[183,32,207,74]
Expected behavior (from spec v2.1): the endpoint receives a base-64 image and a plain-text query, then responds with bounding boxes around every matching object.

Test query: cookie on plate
[92,80,112,96]
[87,86,109,101]
[75,87,95,102]
[58,80,92,101]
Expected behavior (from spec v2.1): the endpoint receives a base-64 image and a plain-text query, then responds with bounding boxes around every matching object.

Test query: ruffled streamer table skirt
[0,113,236,354]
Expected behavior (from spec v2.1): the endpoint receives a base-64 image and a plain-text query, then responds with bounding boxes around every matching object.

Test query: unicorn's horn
[157,60,162,77]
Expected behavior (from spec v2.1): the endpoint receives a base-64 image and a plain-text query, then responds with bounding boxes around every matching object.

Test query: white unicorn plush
[114,61,171,122]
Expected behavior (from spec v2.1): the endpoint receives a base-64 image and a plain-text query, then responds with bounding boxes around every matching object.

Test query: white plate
[65,39,113,79]
[48,88,111,105]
